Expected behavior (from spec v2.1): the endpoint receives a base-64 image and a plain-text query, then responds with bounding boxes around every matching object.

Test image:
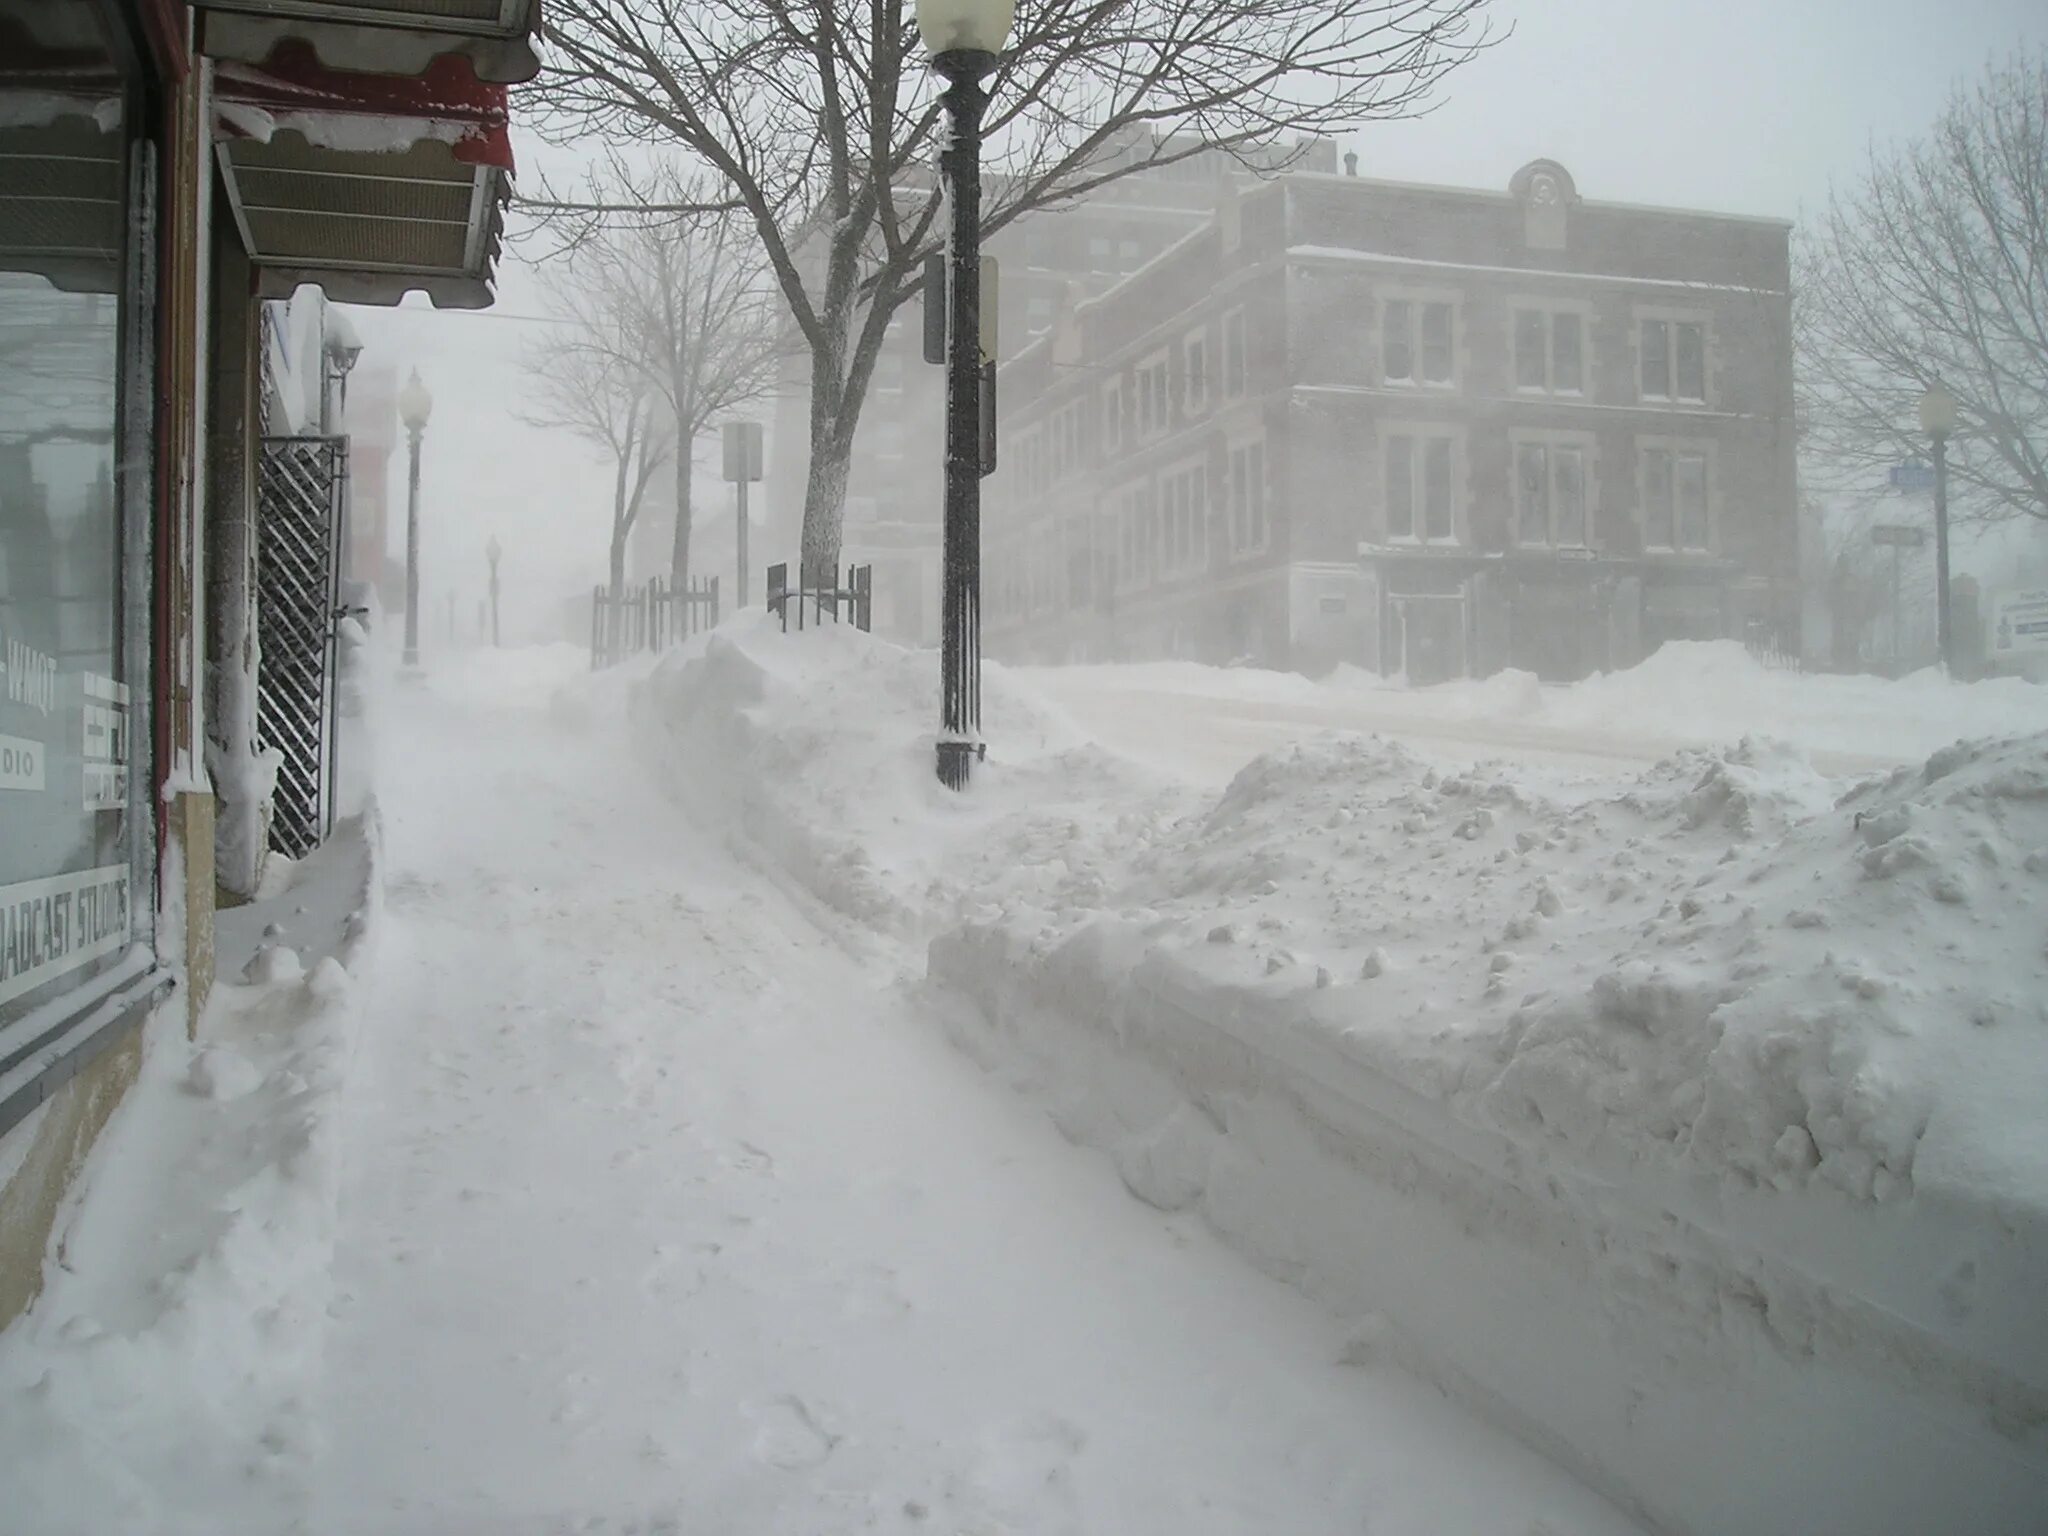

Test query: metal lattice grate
[256,436,348,859]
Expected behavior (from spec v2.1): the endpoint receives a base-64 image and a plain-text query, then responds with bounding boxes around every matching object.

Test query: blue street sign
[1889,460,1936,493]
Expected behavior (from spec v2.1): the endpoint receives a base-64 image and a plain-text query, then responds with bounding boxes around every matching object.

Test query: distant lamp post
[1917,383,1958,673]
[920,0,1014,790]
[486,533,503,647]
[398,368,433,668]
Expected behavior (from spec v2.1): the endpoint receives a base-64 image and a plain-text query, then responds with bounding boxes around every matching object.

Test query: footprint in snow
[944,1414,1088,1534]
[746,1394,840,1470]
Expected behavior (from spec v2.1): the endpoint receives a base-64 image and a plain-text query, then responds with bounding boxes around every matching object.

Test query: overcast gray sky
[346,0,2047,641]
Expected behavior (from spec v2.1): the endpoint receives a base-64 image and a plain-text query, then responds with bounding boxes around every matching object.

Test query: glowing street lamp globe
[398,367,433,434]
[1917,383,1958,437]
[917,0,1014,58]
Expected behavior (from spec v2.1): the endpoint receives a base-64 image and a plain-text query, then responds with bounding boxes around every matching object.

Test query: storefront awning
[199,0,541,86]
[211,47,513,308]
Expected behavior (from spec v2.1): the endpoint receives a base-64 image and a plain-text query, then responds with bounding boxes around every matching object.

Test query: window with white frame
[1134,350,1171,436]
[1639,315,1707,403]
[1102,378,1126,454]
[1227,438,1269,555]
[1384,430,1458,543]
[1013,425,1045,501]
[1512,436,1593,547]
[1159,462,1208,577]
[1115,482,1156,590]
[1047,399,1085,481]
[1383,296,1456,387]
[1184,329,1210,415]
[1640,445,1711,550]
[1513,308,1584,394]
[1221,308,1247,398]
[1065,517,1095,608]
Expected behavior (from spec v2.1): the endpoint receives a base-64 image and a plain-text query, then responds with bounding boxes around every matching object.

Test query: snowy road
[307,672,1643,1534]
[1017,667,1901,786]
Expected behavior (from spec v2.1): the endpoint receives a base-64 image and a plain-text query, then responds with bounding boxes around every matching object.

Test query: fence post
[710,575,720,631]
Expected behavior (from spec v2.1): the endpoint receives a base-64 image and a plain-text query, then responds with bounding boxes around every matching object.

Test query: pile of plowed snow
[625,619,2048,1533]
[631,619,2048,1241]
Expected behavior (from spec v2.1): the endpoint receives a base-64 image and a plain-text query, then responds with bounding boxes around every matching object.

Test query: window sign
[0,0,144,1029]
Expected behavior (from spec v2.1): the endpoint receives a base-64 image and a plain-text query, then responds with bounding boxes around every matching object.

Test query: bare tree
[1800,50,2048,525]
[520,270,675,601]
[529,0,1499,580]
[565,163,787,591]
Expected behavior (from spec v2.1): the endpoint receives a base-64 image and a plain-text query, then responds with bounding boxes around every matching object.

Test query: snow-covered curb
[0,811,383,1536]
[625,620,2048,1536]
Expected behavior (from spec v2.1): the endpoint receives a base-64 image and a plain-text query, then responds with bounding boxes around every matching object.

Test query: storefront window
[0,0,144,1030]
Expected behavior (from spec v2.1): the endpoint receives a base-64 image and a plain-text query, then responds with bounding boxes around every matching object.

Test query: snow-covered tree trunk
[669,442,694,591]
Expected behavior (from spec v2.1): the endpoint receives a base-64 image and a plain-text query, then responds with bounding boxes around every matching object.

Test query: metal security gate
[256,435,348,858]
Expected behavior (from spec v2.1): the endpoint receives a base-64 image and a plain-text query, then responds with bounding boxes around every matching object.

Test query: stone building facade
[981,159,1798,680]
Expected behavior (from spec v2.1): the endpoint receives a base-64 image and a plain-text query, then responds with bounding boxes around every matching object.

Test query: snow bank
[628,614,1184,942]
[625,619,2048,1535]
[0,817,382,1536]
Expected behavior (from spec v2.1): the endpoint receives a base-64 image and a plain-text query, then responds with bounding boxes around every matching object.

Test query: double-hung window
[1640,445,1711,551]
[1134,351,1171,437]
[1221,308,1247,398]
[1639,316,1707,404]
[1513,308,1585,394]
[1512,436,1593,547]
[1384,432,1457,543]
[1183,330,1210,416]
[1383,296,1456,387]
[1227,439,1269,555]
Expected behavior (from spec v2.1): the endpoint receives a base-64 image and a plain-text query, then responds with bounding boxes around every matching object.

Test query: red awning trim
[135,0,193,81]
[197,9,539,86]
[210,44,511,169]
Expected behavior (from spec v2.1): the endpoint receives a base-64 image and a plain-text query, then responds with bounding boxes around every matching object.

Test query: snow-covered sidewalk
[308,663,1642,1533]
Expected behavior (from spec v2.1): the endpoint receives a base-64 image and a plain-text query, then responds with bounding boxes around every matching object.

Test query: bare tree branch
[525,0,1502,579]
[1800,49,2048,525]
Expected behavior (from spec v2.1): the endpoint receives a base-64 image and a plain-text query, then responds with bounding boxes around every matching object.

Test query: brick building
[762,135,1338,640]
[981,158,1798,680]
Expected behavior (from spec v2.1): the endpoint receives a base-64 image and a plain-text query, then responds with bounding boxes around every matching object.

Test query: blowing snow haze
[3,1,2047,1534]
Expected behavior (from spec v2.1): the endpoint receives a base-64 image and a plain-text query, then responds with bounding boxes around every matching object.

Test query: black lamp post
[921,0,1013,790]
[486,533,503,647]
[1918,383,1958,674]
[398,368,433,668]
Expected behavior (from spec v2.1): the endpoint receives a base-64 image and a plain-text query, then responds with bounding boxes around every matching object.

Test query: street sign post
[1889,460,1936,494]
[722,421,764,607]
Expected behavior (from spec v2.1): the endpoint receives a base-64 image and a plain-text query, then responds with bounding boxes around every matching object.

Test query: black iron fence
[1743,616,1805,673]
[767,562,873,633]
[590,574,720,668]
